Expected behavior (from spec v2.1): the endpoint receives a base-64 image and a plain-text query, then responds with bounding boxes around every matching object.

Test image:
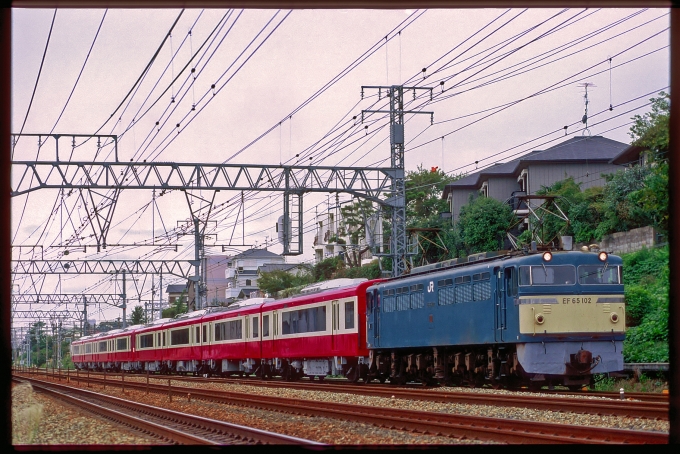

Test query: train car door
[494,267,506,342]
[331,300,339,350]
[372,289,380,347]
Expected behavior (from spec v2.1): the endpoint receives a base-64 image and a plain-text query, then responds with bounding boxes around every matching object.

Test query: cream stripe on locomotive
[518,294,625,335]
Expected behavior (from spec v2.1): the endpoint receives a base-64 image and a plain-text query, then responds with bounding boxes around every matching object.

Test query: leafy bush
[621,245,669,363]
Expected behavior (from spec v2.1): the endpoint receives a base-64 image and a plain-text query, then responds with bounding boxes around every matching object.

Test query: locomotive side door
[494,267,506,342]
[373,289,380,347]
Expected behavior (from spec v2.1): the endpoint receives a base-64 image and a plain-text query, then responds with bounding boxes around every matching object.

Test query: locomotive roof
[381,250,622,285]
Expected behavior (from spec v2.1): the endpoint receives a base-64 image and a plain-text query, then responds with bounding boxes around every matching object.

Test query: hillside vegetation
[621,245,669,363]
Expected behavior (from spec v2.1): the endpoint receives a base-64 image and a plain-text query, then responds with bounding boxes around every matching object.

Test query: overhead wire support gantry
[361,85,434,278]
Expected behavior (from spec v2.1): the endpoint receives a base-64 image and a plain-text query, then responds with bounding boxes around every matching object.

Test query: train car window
[578,265,621,284]
[170,328,190,345]
[455,284,473,303]
[437,279,452,287]
[202,325,208,343]
[383,296,395,312]
[282,306,327,334]
[117,338,128,351]
[410,292,425,309]
[519,265,576,285]
[139,334,154,349]
[262,315,270,337]
[85,343,92,353]
[195,327,200,344]
[439,287,455,305]
[345,301,355,329]
[252,316,259,338]
[473,272,491,281]
[214,320,242,341]
[98,341,107,352]
[473,281,492,301]
[410,283,424,292]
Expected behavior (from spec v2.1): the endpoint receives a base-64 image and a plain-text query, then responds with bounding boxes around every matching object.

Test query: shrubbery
[621,245,669,362]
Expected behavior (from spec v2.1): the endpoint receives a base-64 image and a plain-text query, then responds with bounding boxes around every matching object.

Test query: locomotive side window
[262,315,270,337]
[383,294,395,312]
[396,287,410,311]
[519,265,576,285]
[438,279,455,306]
[171,328,190,345]
[214,320,242,341]
[366,292,373,312]
[345,301,355,329]
[578,265,621,284]
[282,306,327,334]
[505,267,518,296]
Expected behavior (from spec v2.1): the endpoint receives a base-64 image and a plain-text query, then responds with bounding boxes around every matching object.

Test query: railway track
[13,375,322,446]
[17,368,668,420]
[13,371,667,444]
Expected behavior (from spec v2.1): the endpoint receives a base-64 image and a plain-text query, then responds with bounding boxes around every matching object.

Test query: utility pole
[361,84,433,277]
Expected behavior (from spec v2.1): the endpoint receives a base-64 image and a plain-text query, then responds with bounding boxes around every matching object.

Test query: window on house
[246,279,252,286]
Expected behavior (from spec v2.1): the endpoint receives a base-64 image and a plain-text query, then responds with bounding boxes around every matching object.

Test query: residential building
[166,284,187,307]
[442,135,640,224]
[224,248,286,301]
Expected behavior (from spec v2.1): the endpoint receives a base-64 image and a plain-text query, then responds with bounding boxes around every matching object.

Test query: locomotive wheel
[347,367,360,383]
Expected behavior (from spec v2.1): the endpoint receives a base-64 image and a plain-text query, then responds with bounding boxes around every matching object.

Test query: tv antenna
[578,82,596,136]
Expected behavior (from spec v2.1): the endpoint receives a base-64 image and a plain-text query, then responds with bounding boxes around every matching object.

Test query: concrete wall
[598,226,660,255]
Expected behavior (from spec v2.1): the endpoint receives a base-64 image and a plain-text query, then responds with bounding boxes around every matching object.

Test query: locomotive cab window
[578,265,621,284]
[519,265,576,285]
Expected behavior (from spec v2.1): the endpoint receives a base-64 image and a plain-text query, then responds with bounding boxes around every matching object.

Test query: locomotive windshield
[519,265,576,285]
[578,265,622,284]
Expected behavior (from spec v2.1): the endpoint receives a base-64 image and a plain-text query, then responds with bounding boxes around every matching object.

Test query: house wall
[450,189,478,224]
[488,177,520,203]
[526,162,622,194]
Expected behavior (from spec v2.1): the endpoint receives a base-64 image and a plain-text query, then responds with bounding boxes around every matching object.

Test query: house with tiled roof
[442,135,640,224]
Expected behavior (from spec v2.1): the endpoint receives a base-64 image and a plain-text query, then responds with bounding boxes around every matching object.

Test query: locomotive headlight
[598,251,608,262]
[610,312,619,323]
[535,314,545,324]
[542,251,553,262]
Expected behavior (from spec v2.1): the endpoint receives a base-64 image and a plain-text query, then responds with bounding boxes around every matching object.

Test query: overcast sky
[10,7,669,327]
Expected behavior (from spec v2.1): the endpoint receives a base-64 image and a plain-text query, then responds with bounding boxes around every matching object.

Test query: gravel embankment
[12,382,161,445]
[11,380,478,445]
[13,376,668,445]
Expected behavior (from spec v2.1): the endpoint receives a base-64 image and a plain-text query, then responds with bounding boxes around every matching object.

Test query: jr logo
[427,281,434,293]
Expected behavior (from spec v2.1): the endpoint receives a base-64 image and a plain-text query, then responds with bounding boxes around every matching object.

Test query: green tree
[162,291,188,318]
[257,269,312,296]
[629,91,669,157]
[594,165,653,238]
[405,165,457,224]
[129,305,147,325]
[457,195,514,255]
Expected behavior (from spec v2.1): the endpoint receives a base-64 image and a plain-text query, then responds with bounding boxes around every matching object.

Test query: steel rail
[14,376,321,445]
[17,372,666,444]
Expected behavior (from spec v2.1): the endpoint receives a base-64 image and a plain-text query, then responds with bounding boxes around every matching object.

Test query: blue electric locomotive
[364,250,624,389]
